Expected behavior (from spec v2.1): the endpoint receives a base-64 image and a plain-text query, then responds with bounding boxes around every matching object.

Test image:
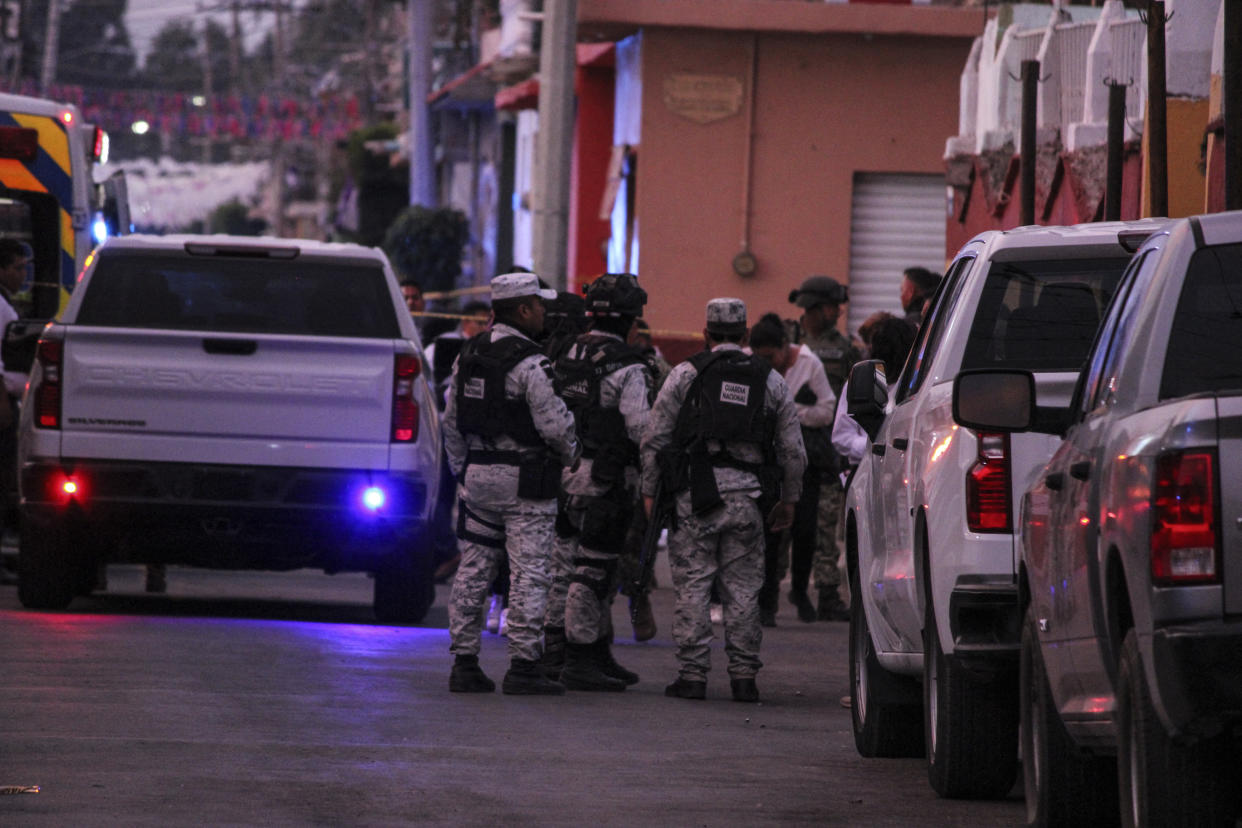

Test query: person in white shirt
[749,312,837,625]
[832,314,919,485]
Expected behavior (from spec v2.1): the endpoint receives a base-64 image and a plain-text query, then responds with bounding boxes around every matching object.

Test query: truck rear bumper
[949,581,1021,665]
[1151,621,1242,740]
[21,459,430,572]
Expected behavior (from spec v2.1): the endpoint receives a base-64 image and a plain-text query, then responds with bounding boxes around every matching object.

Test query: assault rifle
[630,477,671,622]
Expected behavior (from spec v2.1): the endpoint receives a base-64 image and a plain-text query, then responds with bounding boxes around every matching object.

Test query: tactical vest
[664,349,777,514]
[454,332,544,446]
[683,350,772,445]
[555,334,647,481]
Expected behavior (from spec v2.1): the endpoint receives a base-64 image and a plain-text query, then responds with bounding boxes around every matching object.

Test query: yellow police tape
[410,310,701,339]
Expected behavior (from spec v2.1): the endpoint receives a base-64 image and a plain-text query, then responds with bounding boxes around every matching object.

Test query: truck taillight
[966,431,1011,533]
[33,335,64,430]
[1152,450,1219,585]
[391,354,419,442]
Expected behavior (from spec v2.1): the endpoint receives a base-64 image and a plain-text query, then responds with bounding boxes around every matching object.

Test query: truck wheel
[1116,629,1239,827]
[850,575,924,757]
[1020,607,1118,827]
[18,522,75,610]
[373,553,435,624]
[924,597,1019,799]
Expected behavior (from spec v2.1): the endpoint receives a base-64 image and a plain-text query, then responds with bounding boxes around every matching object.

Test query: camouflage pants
[559,494,635,645]
[545,532,574,631]
[615,489,651,598]
[667,491,765,680]
[812,477,845,591]
[448,501,555,663]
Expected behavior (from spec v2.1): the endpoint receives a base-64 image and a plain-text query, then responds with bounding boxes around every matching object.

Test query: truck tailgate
[60,328,396,468]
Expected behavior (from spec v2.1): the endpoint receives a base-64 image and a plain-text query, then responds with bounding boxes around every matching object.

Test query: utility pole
[1105,81,1126,221]
[1145,1,1168,217]
[39,0,61,93]
[202,20,215,163]
[407,0,435,207]
[1226,0,1241,211]
[532,0,578,290]
[230,1,243,96]
[1020,60,1038,227]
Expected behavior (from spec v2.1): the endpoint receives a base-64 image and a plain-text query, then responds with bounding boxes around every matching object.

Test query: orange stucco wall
[1141,97,1210,219]
[635,28,972,338]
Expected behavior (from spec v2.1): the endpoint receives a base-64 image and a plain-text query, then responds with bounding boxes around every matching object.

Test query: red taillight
[92,126,106,162]
[1152,450,1219,585]
[391,353,420,443]
[52,473,84,505]
[966,431,1011,533]
[33,336,63,430]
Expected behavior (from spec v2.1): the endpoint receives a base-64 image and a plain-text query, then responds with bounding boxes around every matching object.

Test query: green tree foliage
[21,0,138,88]
[141,20,200,91]
[138,18,235,93]
[343,123,408,248]
[382,206,469,293]
[207,199,267,236]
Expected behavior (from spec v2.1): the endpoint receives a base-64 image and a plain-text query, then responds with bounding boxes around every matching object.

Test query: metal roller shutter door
[846,173,947,335]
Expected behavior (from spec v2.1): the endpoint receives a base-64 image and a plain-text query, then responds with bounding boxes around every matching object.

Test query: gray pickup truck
[16,235,444,623]
[955,212,1242,826]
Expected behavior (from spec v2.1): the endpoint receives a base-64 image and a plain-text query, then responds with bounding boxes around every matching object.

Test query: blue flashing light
[91,213,109,245]
[361,486,386,512]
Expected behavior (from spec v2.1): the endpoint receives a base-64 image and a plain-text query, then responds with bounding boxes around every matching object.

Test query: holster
[517,453,563,500]
[689,455,724,516]
[588,448,625,487]
[578,496,631,553]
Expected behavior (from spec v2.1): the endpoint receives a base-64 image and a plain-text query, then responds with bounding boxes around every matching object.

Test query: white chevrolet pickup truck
[15,235,443,622]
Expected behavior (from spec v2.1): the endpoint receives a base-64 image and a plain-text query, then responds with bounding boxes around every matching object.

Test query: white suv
[843,219,1166,798]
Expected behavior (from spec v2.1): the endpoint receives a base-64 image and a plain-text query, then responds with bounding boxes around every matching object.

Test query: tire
[1116,629,1240,827]
[1020,606,1118,827]
[373,551,435,624]
[924,596,1019,799]
[17,520,75,610]
[850,577,924,757]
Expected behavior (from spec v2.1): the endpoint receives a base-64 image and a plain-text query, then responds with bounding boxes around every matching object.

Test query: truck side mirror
[952,369,1035,432]
[847,359,887,442]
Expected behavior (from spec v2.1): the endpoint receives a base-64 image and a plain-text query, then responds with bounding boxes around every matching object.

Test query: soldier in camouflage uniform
[443,272,581,695]
[538,290,590,680]
[640,298,806,703]
[788,275,862,622]
[551,274,653,692]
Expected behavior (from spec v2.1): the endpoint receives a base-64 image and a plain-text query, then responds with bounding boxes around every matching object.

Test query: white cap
[491,271,556,302]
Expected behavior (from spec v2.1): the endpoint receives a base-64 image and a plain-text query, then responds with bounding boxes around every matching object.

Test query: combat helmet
[583,273,647,317]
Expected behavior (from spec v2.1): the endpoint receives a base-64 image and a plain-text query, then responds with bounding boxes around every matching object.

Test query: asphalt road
[0,565,1023,826]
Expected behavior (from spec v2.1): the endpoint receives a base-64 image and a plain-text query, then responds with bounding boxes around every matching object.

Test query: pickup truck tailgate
[59,328,396,467]
[1221,395,1242,616]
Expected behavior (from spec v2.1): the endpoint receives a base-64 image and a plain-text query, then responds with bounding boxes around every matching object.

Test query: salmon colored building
[572,1,983,354]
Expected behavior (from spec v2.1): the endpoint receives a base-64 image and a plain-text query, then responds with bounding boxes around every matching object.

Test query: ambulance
[0,90,126,320]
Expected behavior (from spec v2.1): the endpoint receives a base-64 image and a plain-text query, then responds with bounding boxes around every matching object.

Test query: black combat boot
[730,677,760,703]
[541,625,567,680]
[629,592,657,642]
[817,587,849,622]
[449,654,495,693]
[664,677,707,700]
[502,658,566,696]
[560,643,627,692]
[788,588,817,623]
[594,637,639,686]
